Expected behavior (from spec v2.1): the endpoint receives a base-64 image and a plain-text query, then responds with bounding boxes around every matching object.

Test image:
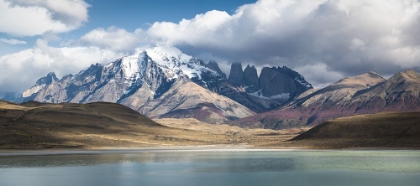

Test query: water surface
[0,149,419,186]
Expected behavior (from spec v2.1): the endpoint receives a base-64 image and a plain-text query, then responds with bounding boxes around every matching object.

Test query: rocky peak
[243,65,259,92]
[259,67,297,97]
[391,70,420,83]
[206,61,226,78]
[36,72,58,86]
[375,69,420,94]
[256,66,312,98]
[334,71,386,88]
[228,63,244,85]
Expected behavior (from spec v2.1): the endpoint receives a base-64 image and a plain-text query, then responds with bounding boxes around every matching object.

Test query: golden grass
[0,101,306,149]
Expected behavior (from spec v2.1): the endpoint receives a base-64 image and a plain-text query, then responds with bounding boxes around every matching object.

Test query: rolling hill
[288,112,420,148]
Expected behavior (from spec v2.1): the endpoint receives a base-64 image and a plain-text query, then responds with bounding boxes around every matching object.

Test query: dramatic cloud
[0,0,89,36]
[0,38,26,45]
[1,0,420,94]
[0,38,124,93]
[147,0,420,87]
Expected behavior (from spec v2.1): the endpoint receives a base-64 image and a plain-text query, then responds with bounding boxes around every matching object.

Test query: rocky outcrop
[243,65,259,92]
[258,66,312,98]
[227,64,312,98]
[228,63,244,85]
[259,67,297,97]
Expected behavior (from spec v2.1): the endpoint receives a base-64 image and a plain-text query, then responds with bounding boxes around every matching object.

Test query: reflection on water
[0,150,419,186]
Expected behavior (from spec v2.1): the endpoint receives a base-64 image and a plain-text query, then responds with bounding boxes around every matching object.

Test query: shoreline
[1,145,419,156]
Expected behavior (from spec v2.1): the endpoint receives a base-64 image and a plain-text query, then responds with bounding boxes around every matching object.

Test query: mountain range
[2,46,420,129]
[6,46,311,124]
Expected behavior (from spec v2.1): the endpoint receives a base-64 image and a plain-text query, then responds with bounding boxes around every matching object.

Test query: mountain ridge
[231,70,420,129]
[14,46,258,124]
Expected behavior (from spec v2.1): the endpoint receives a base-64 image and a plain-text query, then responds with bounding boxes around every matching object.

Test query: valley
[1,46,420,149]
[0,100,304,149]
[1,99,419,149]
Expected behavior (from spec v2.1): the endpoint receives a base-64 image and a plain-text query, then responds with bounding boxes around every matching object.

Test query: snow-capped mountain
[21,46,254,123]
[19,45,315,123]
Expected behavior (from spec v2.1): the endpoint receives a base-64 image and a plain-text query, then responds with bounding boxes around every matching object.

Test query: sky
[1,0,420,97]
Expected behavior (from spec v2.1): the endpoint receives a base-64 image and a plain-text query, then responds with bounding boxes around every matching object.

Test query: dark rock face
[221,63,312,113]
[243,65,259,92]
[259,67,297,97]
[227,64,312,98]
[258,66,312,97]
[228,63,244,85]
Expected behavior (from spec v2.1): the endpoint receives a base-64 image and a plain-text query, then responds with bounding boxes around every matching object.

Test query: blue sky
[0,0,256,53]
[0,0,420,96]
[64,0,256,42]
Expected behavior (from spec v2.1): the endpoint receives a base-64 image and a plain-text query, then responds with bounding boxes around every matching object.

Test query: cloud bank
[1,0,420,94]
[147,0,420,86]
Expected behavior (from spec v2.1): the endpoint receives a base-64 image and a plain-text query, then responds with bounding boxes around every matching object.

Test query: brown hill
[0,100,305,149]
[0,100,239,149]
[231,70,420,129]
[289,112,420,148]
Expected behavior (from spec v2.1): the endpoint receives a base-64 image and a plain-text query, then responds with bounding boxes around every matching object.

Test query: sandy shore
[2,145,419,157]
[0,145,315,156]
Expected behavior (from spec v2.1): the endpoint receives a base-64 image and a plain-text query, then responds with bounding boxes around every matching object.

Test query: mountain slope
[231,70,420,129]
[137,78,255,124]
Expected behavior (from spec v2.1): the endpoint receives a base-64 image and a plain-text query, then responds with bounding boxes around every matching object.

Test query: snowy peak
[36,72,58,86]
[23,72,59,98]
[145,46,192,66]
[207,61,225,76]
[120,52,148,81]
[111,46,222,82]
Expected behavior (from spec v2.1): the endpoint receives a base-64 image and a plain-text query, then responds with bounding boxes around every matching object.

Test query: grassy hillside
[289,112,420,148]
[0,100,236,149]
[0,100,303,149]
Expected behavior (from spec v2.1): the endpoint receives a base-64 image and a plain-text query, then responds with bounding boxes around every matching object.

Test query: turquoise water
[0,150,419,186]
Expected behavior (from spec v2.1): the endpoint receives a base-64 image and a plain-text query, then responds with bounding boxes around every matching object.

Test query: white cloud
[0,0,89,36]
[295,63,345,89]
[64,27,147,53]
[0,38,124,93]
[0,38,26,45]
[146,0,420,87]
[2,0,420,93]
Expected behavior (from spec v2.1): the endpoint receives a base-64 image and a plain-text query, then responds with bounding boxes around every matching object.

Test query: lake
[0,149,419,186]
